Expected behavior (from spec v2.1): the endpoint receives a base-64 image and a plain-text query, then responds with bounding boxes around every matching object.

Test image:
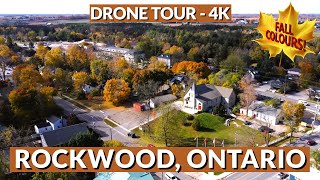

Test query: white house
[104,46,145,63]
[240,101,282,125]
[34,122,52,134]
[157,54,172,68]
[82,84,95,94]
[184,82,236,113]
[34,116,67,134]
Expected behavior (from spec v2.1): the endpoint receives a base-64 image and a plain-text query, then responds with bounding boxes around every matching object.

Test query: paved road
[227,172,278,180]
[290,130,320,150]
[53,96,140,146]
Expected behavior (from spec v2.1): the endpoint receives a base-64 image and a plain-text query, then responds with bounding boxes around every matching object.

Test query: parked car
[147,144,155,147]
[165,172,178,180]
[298,100,309,106]
[307,140,316,146]
[277,172,288,179]
[244,121,251,125]
[258,126,273,133]
[127,132,136,138]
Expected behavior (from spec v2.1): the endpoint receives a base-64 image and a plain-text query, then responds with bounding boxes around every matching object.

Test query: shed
[149,94,177,108]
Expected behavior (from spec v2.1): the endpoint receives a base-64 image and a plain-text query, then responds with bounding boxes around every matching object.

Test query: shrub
[192,119,201,131]
[232,104,240,114]
[103,140,125,147]
[187,115,194,120]
[90,89,101,96]
[76,90,86,100]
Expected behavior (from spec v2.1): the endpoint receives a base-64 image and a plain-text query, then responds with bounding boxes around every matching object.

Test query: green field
[134,111,271,147]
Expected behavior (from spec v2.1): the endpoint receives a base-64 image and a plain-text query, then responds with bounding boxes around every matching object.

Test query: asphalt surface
[53,96,140,146]
[290,131,320,150]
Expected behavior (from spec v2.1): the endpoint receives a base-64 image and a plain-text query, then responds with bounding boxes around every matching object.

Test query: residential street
[53,96,140,146]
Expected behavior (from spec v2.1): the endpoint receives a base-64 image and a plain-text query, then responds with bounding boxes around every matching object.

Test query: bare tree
[239,76,256,116]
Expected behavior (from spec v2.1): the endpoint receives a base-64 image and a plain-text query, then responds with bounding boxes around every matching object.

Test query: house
[95,172,154,180]
[240,101,282,125]
[40,123,89,147]
[157,54,172,67]
[83,84,96,94]
[34,122,52,134]
[104,46,145,63]
[150,94,177,108]
[170,74,190,89]
[34,116,67,134]
[184,82,236,113]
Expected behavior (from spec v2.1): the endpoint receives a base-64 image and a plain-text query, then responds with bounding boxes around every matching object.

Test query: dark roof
[195,84,221,102]
[150,94,177,105]
[36,122,51,128]
[170,75,189,83]
[41,123,88,147]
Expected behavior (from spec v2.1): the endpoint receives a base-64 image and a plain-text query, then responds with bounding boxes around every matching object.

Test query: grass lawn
[104,119,118,128]
[134,110,270,147]
[63,92,122,110]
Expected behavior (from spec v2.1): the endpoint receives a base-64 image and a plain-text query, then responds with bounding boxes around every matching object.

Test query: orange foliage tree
[171,61,210,79]
[103,79,131,105]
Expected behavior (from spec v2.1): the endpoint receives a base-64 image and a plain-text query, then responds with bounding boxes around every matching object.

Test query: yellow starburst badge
[254,3,316,61]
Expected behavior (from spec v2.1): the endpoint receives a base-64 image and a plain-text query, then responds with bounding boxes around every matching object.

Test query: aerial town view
[0,1,320,180]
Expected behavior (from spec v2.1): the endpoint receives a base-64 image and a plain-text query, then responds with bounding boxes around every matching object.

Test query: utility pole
[110,128,113,140]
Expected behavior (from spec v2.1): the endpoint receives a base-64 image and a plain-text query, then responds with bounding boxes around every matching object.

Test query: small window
[45,128,47,130]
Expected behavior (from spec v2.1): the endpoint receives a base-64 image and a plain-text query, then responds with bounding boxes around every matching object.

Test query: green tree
[192,118,201,131]
[90,60,109,82]
[311,150,320,170]
[220,54,246,73]
[154,105,180,146]
[67,131,103,147]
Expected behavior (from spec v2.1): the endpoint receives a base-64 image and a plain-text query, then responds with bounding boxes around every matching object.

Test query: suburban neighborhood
[0,12,320,180]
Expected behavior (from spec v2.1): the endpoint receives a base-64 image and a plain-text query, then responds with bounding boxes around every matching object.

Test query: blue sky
[0,0,318,14]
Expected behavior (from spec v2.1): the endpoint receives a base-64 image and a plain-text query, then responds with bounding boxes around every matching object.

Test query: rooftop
[194,84,234,102]
[35,122,51,128]
[40,123,88,147]
[46,115,64,124]
[150,94,177,105]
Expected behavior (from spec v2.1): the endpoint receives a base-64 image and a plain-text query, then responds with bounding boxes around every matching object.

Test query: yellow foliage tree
[72,71,89,90]
[45,47,64,68]
[103,79,130,105]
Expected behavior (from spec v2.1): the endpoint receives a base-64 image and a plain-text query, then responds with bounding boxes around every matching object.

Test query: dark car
[127,132,136,138]
[277,172,288,179]
[307,140,316,146]
[244,121,251,125]
[258,126,273,133]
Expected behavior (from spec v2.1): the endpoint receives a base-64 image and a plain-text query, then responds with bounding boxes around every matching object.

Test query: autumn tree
[66,45,88,70]
[187,47,201,61]
[72,71,89,90]
[148,56,166,70]
[162,42,171,53]
[108,57,129,78]
[90,60,110,83]
[299,60,315,88]
[103,79,130,105]
[45,47,64,68]
[171,61,210,79]
[12,64,43,88]
[35,43,49,63]
[171,84,182,97]
[0,44,14,80]
[239,76,256,116]
[154,104,180,146]
[282,101,305,143]
[54,68,73,90]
